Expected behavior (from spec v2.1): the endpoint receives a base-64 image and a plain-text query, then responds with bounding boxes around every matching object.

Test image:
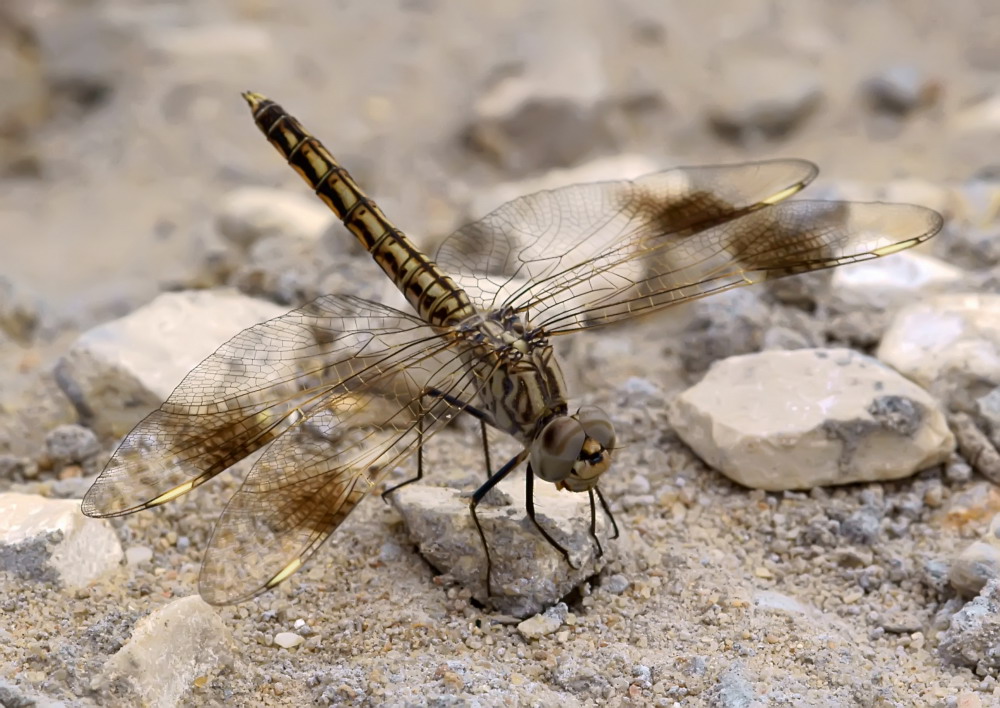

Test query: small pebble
[273,632,305,649]
[604,574,630,595]
[517,602,568,640]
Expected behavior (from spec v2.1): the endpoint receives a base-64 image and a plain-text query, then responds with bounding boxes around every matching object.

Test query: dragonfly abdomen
[243,92,475,328]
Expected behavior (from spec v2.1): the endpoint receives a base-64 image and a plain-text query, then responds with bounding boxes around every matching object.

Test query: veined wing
[198,330,490,604]
[82,294,475,519]
[434,160,943,334]
[435,159,819,314]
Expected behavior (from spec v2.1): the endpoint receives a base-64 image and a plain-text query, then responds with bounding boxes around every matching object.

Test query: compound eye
[575,405,616,452]
[531,417,586,483]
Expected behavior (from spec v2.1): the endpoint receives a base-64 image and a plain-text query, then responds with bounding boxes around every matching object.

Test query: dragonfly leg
[480,418,493,478]
[525,464,577,570]
[381,397,430,501]
[595,487,620,540]
[381,387,495,501]
[424,386,495,478]
[588,489,604,558]
[470,449,529,597]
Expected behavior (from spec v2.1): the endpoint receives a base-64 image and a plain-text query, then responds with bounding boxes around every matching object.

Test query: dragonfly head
[531,405,616,493]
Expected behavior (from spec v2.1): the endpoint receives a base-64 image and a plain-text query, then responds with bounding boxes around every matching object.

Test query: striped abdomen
[243,92,475,328]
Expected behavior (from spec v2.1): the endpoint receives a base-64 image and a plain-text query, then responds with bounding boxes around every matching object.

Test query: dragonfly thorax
[461,308,569,443]
[460,310,617,492]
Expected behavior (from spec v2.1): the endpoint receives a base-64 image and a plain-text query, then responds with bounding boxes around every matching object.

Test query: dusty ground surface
[4,1,1000,706]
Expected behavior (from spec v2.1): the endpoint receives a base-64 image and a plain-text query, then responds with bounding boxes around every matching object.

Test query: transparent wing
[531,199,943,333]
[197,329,488,605]
[435,159,819,313]
[82,294,475,518]
[434,160,943,334]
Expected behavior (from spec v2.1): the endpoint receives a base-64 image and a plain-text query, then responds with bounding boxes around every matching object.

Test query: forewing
[435,159,819,312]
[531,199,943,333]
[197,334,486,605]
[82,294,463,518]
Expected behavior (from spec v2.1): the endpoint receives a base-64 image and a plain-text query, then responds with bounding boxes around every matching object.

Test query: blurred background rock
[3,0,999,326]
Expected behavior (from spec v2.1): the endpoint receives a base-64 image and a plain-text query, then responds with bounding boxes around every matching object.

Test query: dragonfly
[82,92,944,605]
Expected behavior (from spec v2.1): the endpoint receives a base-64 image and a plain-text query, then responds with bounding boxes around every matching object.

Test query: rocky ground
[4,1,1000,706]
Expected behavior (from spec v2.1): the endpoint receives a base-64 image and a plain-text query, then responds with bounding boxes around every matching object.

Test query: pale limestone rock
[0,492,121,589]
[55,290,287,438]
[878,293,1000,412]
[99,596,233,708]
[828,251,963,312]
[668,349,954,491]
[216,186,335,249]
[390,482,616,618]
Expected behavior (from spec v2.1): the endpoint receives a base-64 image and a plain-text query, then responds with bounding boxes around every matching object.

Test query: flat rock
[97,596,234,708]
[877,293,1000,412]
[55,290,287,438]
[668,348,954,491]
[389,481,616,617]
[828,251,964,312]
[0,492,121,589]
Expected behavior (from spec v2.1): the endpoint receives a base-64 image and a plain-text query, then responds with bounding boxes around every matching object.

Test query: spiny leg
[588,489,604,558]
[525,464,576,569]
[595,487,620,540]
[382,387,495,501]
[381,399,427,501]
[470,449,528,597]
[480,418,493,479]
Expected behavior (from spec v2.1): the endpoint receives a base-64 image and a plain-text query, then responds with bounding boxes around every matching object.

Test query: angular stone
[878,294,1000,413]
[517,602,568,640]
[669,349,954,490]
[97,596,234,707]
[0,492,121,589]
[55,290,287,438]
[389,481,615,617]
[939,578,1000,672]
